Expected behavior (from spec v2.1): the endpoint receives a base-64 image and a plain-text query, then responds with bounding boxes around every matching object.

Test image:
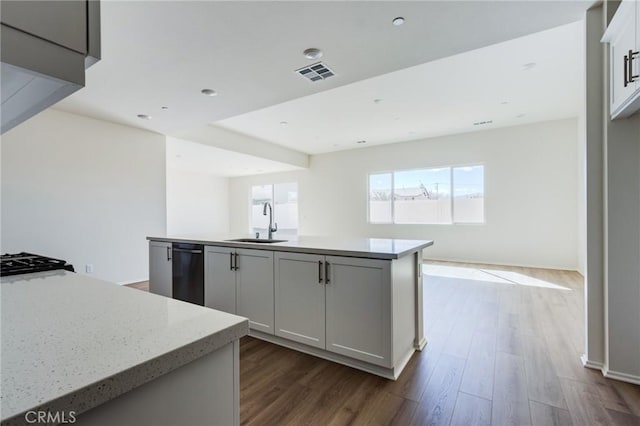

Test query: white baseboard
[581,354,604,370]
[602,366,640,385]
[581,355,640,385]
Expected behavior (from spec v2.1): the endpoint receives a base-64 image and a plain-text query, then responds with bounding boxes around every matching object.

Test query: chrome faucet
[262,202,278,239]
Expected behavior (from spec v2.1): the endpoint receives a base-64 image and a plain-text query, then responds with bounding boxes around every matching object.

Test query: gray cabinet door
[204,246,236,314]
[236,249,274,335]
[1,1,87,54]
[325,256,392,367]
[149,241,172,298]
[274,252,326,349]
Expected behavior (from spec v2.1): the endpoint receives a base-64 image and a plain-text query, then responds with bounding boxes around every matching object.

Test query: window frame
[250,182,299,235]
[367,163,485,225]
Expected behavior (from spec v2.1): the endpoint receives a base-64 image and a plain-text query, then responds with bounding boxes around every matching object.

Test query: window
[251,183,298,237]
[368,165,484,224]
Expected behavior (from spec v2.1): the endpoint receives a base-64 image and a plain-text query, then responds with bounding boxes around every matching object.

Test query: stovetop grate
[1,252,75,277]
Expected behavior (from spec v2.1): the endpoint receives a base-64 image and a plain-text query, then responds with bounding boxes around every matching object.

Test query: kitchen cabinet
[149,241,172,298]
[204,246,236,314]
[1,1,88,54]
[0,0,101,134]
[325,256,391,367]
[205,246,274,335]
[602,0,640,119]
[274,252,325,349]
[274,252,391,367]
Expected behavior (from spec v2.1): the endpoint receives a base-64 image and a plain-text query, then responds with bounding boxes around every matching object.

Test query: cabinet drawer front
[274,252,325,349]
[325,257,391,367]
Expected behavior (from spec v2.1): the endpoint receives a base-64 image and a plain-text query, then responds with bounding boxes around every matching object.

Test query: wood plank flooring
[127,261,640,425]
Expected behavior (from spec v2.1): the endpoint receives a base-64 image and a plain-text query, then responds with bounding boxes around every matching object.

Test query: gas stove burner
[0,252,75,277]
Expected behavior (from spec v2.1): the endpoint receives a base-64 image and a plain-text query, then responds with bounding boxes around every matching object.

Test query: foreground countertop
[147,235,434,260]
[0,271,248,425]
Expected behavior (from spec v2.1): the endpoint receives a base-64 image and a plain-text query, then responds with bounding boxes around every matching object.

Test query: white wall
[166,168,229,236]
[1,109,166,284]
[230,118,580,270]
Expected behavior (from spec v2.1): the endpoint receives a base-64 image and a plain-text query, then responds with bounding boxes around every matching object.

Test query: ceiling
[53,0,594,174]
[217,21,583,154]
[166,137,302,177]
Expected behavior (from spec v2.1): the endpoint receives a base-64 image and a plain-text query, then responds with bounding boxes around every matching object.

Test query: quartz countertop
[0,271,248,425]
[147,235,433,260]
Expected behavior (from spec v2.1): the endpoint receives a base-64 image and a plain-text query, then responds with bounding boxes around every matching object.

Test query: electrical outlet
[85,264,94,274]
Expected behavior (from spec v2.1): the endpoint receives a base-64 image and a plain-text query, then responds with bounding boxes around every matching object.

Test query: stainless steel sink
[225,238,288,244]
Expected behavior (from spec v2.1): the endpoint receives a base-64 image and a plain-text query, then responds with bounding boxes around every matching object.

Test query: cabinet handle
[630,50,639,84]
[325,261,330,284]
[624,50,639,87]
[167,246,171,261]
[235,253,239,271]
[229,252,234,271]
[318,260,323,283]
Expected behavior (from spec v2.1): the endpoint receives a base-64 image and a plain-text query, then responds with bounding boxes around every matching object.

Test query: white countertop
[0,271,248,424]
[148,235,434,260]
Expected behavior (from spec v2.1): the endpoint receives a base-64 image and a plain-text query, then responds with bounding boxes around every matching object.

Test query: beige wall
[230,118,580,270]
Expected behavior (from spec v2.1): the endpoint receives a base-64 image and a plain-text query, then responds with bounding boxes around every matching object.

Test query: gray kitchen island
[148,235,433,379]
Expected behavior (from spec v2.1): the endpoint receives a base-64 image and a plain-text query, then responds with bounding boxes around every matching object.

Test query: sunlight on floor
[423,263,572,291]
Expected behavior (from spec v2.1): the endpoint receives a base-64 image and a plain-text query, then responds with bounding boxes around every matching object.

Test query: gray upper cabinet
[1,1,88,54]
[149,241,172,298]
[274,252,326,349]
[0,0,100,134]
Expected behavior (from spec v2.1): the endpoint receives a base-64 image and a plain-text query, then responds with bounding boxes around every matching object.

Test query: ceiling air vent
[295,62,335,82]
[473,120,493,126]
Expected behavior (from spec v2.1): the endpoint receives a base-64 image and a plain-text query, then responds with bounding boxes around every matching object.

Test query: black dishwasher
[172,243,204,305]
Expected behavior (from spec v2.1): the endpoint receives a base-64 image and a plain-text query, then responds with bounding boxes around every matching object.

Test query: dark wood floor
[128,262,640,425]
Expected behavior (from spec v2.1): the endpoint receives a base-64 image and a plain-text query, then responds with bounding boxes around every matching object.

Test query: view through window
[369,165,484,224]
[251,183,298,237]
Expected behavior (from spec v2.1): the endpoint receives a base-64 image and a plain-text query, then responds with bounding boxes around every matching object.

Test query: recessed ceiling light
[392,17,405,26]
[523,62,537,71]
[473,120,493,126]
[373,99,383,104]
[356,140,367,144]
[500,101,509,105]
[137,114,151,120]
[161,106,169,110]
[280,121,288,125]
[303,48,323,60]
[201,89,217,96]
